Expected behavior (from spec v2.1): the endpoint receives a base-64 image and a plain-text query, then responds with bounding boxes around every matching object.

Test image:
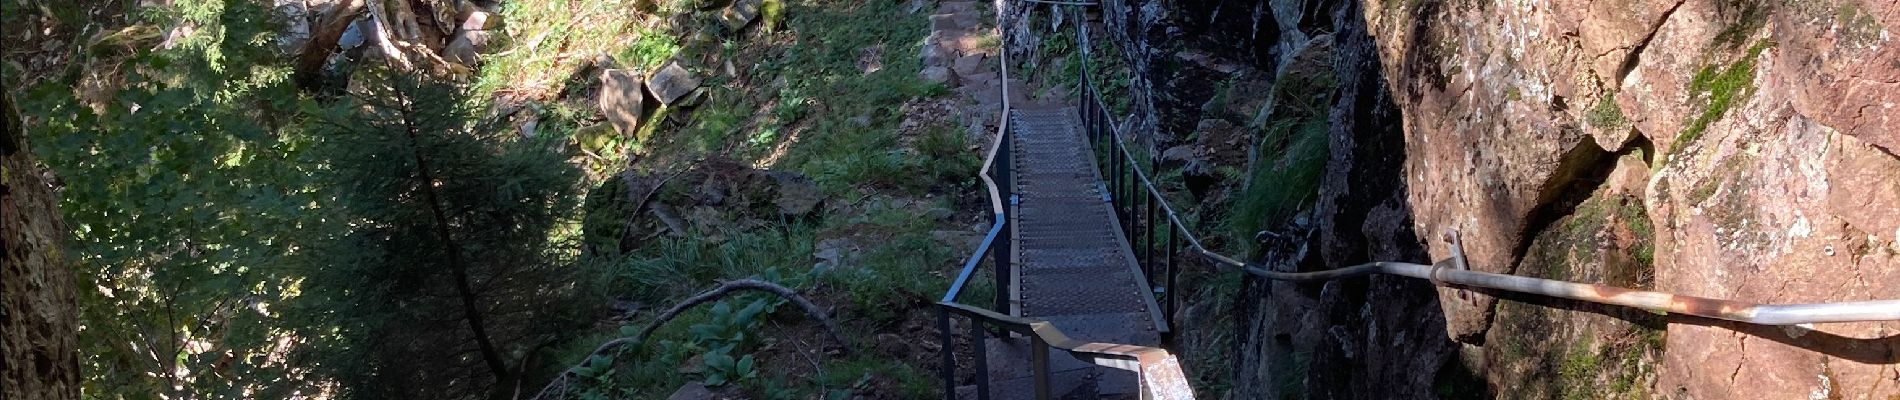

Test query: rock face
[1097,0,1900,398]
[1358,0,1900,397]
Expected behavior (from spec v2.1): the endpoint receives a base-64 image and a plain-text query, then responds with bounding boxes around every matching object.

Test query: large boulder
[598,69,646,136]
[441,7,507,66]
[919,66,958,86]
[720,0,763,31]
[647,60,702,105]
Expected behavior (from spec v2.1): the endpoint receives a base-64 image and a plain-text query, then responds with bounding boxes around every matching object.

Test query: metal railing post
[1139,186,1151,279]
[994,133,1013,314]
[938,307,956,400]
[1145,191,1156,283]
[1166,223,1178,330]
[1031,336,1052,400]
[1111,133,1122,217]
[1108,131,1116,214]
[1140,150,1155,288]
[972,320,991,400]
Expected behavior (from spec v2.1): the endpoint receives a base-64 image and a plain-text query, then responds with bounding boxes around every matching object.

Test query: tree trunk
[1,90,83,399]
[392,82,510,382]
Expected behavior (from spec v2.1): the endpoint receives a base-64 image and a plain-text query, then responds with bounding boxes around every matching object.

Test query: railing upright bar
[994,133,1013,315]
[1155,223,1170,329]
[1140,183,1152,279]
[938,307,956,400]
[1109,133,1117,217]
[1031,336,1052,400]
[1109,137,1124,236]
[972,320,991,400]
[1145,185,1156,286]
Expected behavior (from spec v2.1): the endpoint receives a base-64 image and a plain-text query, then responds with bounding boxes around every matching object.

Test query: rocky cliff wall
[1097,0,1900,398]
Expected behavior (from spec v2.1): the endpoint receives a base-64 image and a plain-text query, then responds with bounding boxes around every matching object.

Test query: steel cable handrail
[1244,261,1900,325]
[1073,14,1900,326]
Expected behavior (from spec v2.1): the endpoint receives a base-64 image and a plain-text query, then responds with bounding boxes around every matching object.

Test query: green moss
[1556,339,1602,400]
[1673,40,1773,160]
[1835,2,1883,47]
[1619,198,1656,271]
[1504,86,1523,102]
[1587,91,1627,130]
[1555,330,1660,399]
[760,0,785,31]
[1551,200,1610,277]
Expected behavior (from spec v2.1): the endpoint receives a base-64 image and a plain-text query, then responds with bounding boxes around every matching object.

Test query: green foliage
[477,0,663,95]
[291,71,590,398]
[689,299,773,351]
[814,356,939,398]
[762,0,936,191]
[1224,107,1331,255]
[774,86,811,123]
[616,29,685,70]
[609,226,816,303]
[23,0,963,397]
[18,0,321,397]
[701,351,759,386]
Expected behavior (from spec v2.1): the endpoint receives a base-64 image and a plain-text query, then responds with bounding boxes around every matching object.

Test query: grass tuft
[1586,91,1627,131]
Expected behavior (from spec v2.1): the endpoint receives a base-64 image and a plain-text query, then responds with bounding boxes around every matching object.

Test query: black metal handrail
[935,1,1196,400]
[1072,4,1220,341]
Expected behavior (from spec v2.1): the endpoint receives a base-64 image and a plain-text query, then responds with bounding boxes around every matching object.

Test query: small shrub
[701,351,758,386]
[1586,91,1627,130]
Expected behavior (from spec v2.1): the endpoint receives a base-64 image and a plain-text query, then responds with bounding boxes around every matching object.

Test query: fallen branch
[293,0,367,89]
[617,161,699,243]
[528,279,847,400]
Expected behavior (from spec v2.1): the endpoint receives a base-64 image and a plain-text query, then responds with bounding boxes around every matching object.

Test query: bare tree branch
[528,279,848,400]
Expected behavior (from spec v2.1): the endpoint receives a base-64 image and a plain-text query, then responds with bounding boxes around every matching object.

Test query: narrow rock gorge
[1086,0,1900,397]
